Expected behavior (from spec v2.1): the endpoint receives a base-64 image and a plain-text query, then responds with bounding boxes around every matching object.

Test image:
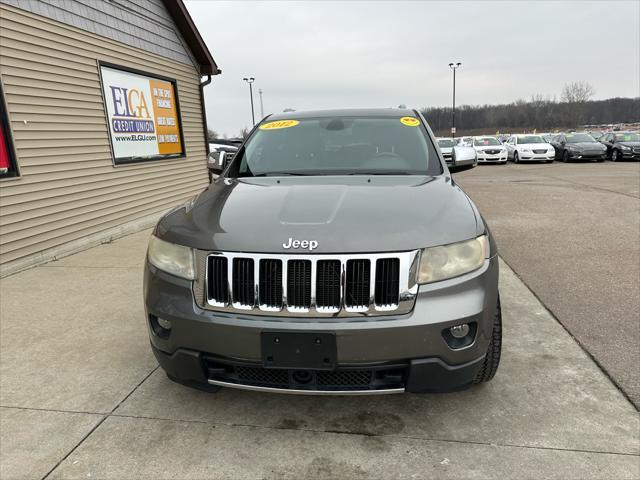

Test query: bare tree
[239,127,250,139]
[207,128,219,141]
[561,81,595,103]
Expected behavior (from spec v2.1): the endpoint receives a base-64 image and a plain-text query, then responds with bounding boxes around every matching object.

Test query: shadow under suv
[144,108,501,395]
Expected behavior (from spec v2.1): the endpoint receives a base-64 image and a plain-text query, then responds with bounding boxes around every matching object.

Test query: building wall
[0,0,196,67]
[0,3,209,268]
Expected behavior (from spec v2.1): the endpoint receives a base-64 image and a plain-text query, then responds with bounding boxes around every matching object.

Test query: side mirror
[207,150,232,175]
[449,145,477,173]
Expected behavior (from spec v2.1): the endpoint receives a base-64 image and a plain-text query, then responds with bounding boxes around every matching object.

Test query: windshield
[231,116,442,177]
[438,139,456,148]
[518,135,545,144]
[566,133,595,143]
[615,133,640,142]
[473,137,500,146]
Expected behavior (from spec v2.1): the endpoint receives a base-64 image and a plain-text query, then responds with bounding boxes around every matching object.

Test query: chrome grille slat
[207,256,229,306]
[232,258,255,307]
[316,260,341,311]
[287,259,312,310]
[202,251,420,317]
[259,259,283,310]
[345,259,370,310]
[375,258,400,307]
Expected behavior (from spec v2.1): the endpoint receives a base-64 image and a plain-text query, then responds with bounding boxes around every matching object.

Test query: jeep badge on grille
[282,238,318,251]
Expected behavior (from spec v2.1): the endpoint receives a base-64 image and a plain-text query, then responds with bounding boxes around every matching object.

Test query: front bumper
[477,154,507,163]
[152,343,486,394]
[567,151,607,160]
[144,255,499,394]
[620,150,640,160]
[519,152,555,161]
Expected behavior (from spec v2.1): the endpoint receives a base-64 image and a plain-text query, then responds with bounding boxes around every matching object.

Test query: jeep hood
[157,175,483,254]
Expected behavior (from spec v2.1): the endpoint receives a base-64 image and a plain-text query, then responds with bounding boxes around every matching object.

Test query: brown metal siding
[0,4,209,265]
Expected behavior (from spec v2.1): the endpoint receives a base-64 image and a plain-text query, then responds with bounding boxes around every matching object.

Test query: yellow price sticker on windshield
[259,120,300,130]
[400,116,420,127]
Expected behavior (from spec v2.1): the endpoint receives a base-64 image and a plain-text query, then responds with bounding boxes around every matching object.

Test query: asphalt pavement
[1,213,639,478]
[455,160,640,408]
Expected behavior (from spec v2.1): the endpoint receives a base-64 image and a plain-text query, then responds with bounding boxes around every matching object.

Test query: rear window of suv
[231,116,442,177]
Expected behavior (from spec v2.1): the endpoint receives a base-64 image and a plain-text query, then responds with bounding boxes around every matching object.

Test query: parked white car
[457,136,473,147]
[472,136,508,164]
[505,134,555,163]
[436,138,456,166]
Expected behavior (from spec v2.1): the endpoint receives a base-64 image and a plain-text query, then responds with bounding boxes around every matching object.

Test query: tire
[562,151,569,163]
[612,149,621,162]
[474,295,502,384]
[514,151,519,163]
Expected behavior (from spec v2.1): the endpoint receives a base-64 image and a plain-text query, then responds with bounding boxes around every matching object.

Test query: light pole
[448,62,461,139]
[258,88,264,118]
[242,77,255,125]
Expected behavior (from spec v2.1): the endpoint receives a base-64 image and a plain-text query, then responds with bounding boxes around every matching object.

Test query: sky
[185,1,640,137]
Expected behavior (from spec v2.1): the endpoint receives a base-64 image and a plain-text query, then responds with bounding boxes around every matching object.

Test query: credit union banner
[100,65,184,164]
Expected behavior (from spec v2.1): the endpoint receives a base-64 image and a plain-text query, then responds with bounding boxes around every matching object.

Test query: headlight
[620,145,631,151]
[521,148,531,153]
[147,235,196,280]
[418,235,487,284]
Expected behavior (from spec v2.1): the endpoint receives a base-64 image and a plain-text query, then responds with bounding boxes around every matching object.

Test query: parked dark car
[550,133,607,162]
[598,132,640,161]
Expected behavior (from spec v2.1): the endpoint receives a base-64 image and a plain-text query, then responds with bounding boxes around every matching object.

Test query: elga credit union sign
[100,64,184,165]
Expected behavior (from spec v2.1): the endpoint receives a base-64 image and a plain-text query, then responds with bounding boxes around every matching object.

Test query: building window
[98,62,186,166]
[0,82,19,179]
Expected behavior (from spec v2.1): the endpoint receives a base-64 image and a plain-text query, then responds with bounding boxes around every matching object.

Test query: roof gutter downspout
[199,74,213,156]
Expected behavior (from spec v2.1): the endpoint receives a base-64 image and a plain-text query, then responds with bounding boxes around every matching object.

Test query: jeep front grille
[196,251,420,317]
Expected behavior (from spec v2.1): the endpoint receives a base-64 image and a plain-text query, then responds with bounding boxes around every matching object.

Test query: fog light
[450,324,470,338]
[157,317,172,330]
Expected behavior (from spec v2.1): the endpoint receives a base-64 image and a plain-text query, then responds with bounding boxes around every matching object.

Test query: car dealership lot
[455,160,640,409]
[1,163,639,479]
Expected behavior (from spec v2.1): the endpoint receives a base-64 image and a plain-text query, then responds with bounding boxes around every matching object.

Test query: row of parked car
[437,130,640,166]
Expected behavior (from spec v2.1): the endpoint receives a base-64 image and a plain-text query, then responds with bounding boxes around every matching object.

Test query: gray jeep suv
[144,108,501,395]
